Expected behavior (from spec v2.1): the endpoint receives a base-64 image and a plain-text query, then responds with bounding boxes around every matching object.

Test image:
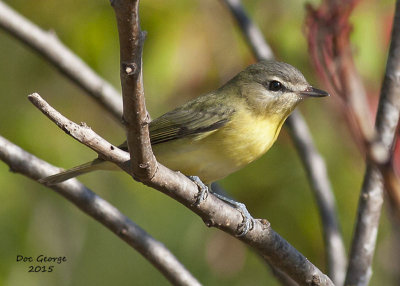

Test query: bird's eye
[268,80,284,92]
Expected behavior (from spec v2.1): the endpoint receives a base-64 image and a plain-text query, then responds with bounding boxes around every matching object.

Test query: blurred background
[0,0,396,285]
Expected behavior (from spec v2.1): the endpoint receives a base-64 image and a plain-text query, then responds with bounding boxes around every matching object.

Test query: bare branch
[29,92,333,286]
[382,161,400,223]
[0,135,201,286]
[111,0,157,180]
[286,112,347,285]
[346,1,400,284]
[28,93,129,166]
[221,0,274,60]
[369,138,400,224]
[0,1,123,121]
[222,0,346,284]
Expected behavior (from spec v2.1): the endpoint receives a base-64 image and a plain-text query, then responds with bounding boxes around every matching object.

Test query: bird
[40,60,328,234]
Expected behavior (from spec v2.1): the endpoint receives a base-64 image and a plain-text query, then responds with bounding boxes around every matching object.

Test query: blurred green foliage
[0,0,397,285]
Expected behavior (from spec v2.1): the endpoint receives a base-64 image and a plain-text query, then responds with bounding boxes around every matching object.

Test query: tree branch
[0,135,201,286]
[345,1,400,284]
[221,0,346,284]
[0,1,123,121]
[29,92,333,286]
[111,0,157,180]
[286,113,346,285]
[221,0,274,60]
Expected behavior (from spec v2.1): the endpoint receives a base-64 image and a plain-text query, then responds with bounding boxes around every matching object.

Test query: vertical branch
[111,0,157,180]
[346,1,400,285]
[221,0,346,283]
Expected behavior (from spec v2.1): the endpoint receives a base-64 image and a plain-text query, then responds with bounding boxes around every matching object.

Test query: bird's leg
[188,177,254,236]
[189,176,209,205]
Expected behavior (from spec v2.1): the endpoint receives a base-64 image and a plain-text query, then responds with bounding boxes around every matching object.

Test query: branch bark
[111,0,157,180]
[221,0,346,284]
[286,113,346,286]
[29,92,333,286]
[0,135,201,286]
[0,1,123,121]
[345,1,400,285]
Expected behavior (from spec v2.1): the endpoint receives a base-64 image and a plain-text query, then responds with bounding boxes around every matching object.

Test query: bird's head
[234,60,329,117]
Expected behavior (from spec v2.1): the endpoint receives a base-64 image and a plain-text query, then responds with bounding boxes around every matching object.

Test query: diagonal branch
[111,0,157,180]
[0,1,123,121]
[29,92,334,286]
[286,113,346,285]
[221,0,346,284]
[0,135,201,286]
[345,1,400,284]
[222,0,274,60]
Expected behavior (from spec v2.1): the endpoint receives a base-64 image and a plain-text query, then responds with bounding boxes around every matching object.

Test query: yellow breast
[214,109,284,166]
[153,109,287,184]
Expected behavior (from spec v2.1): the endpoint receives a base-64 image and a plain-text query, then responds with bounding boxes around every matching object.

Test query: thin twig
[345,1,400,285]
[0,135,201,286]
[0,1,123,121]
[29,92,334,286]
[286,112,346,285]
[221,0,274,60]
[221,0,346,284]
[111,0,157,180]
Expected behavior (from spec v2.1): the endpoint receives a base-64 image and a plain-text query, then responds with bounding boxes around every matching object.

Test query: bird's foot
[212,192,255,237]
[188,176,254,236]
[189,176,209,206]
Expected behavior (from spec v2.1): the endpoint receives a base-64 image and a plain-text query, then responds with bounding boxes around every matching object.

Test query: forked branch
[111,0,157,180]
[346,1,400,284]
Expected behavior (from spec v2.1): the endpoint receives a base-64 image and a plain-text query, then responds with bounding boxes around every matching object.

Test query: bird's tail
[39,158,110,185]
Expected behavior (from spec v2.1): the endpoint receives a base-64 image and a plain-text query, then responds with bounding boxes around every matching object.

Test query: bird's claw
[189,176,209,206]
[188,176,254,236]
[212,192,254,236]
[234,202,255,237]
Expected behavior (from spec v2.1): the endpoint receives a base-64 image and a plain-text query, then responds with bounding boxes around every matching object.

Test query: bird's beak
[299,86,329,98]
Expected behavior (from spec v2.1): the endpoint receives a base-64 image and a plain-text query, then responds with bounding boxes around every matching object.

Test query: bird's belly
[153,114,283,184]
[153,138,235,184]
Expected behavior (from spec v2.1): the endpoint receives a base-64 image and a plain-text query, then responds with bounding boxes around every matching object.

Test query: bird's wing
[117,93,236,150]
[149,99,235,145]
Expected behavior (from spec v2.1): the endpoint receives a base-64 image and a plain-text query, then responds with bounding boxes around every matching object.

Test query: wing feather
[149,96,235,145]
[118,93,236,149]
